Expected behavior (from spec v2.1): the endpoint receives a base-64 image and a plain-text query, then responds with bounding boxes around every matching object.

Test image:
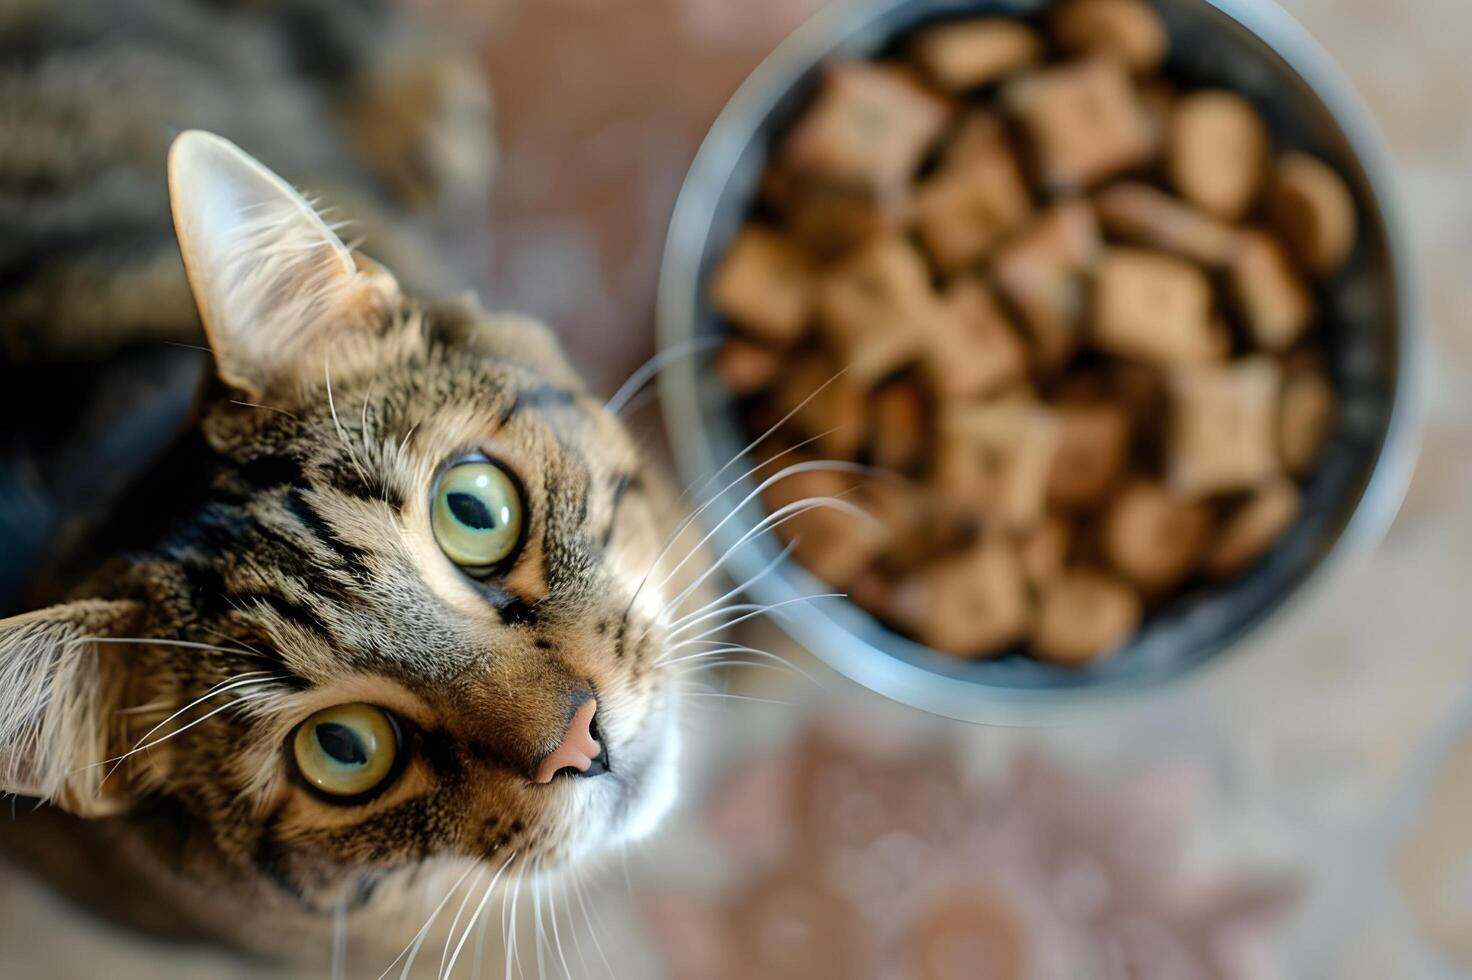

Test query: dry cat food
[710,0,1351,668]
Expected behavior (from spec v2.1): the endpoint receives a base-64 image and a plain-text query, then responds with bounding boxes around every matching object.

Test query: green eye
[292,704,399,800]
[432,461,525,571]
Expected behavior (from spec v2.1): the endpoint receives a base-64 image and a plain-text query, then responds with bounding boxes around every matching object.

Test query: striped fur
[0,1,690,965]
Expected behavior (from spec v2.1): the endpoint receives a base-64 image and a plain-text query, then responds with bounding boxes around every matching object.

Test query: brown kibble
[1052,0,1169,73]
[939,111,1012,173]
[782,62,951,189]
[992,200,1102,371]
[1094,181,1241,266]
[1270,152,1357,277]
[854,479,935,572]
[887,539,1032,656]
[1006,59,1158,191]
[711,225,816,346]
[913,140,1032,271]
[1020,517,1071,592]
[786,177,908,258]
[911,18,1043,91]
[817,237,933,384]
[1169,90,1269,220]
[940,401,1061,530]
[1032,569,1141,666]
[926,278,1029,397]
[772,351,868,461]
[1092,248,1221,364]
[1169,356,1282,495]
[1231,230,1314,351]
[1279,366,1335,475]
[1048,403,1131,510]
[1136,78,1178,143]
[717,338,782,396]
[718,13,1338,668]
[1207,479,1301,578]
[870,381,930,473]
[1103,480,1212,591]
[762,467,882,587]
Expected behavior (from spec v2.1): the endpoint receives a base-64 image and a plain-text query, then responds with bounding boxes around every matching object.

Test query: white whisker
[324,357,372,491]
[662,540,797,635]
[569,866,615,980]
[650,459,874,603]
[618,427,838,636]
[377,863,478,980]
[435,864,489,980]
[331,895,348,980]
[442,850,516,980]
[79,635,269,660]
[604,336,722,415]
[667,593,844,646]
[656,489,871,623]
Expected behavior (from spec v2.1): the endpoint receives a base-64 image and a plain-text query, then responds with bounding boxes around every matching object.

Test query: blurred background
[2,0,1470,976]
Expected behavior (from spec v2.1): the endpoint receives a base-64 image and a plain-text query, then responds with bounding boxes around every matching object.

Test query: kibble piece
[939,110,1012,173]
[1094,181,1241,266]
[763,467,883,587]
[854,479,934,572]
[1020,517,1071,591]
[886,539,1032,656]
[1093,248,1221,364]
[1270,152,1357,277]
[1169,356,1282,495]
[790,180,908,258]
[1207,479,1301,578]
[992,200,1102,371]
[1051,0,1168,74]
[1231,230,1314,351]
[711,225,816,346]
[1137,78,1177,142]
[1103,480,1212,591]
[1048,403,1131,510]
[717,338,782,396]
[913,140,1031,272]
[927,278,1029,397]
[1169,90,1269,220]
[940,401,1061,530]
[1032,569,1142,666]
[817,238,932,384]
[782,62,951,189]
[1279,365,1335,475]
[911,18,1043,91]
[1006,59,1157,191]
[870,380,930,473]
[773,351,868,461]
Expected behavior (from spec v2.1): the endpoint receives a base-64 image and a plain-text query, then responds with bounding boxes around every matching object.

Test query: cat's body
[0,0,494,613]
[0,1,694,968]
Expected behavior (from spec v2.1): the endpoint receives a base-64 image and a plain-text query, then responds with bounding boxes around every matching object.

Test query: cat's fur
[0,0,691,965]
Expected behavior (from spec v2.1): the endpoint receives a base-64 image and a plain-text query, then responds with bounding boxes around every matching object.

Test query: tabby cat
[0,0,693,968]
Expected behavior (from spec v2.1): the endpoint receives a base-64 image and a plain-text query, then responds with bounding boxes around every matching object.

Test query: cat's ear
[0,600,144,817]
[168,130,400,397]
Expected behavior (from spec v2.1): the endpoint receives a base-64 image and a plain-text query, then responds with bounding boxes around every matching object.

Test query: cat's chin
[614,687,681,846]
[556,683,681,866]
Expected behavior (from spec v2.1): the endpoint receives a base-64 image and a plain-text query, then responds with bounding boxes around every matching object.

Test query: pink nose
[534,697,603,784]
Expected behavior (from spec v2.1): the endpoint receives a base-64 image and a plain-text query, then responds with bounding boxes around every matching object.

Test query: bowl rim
[656,0,1425,725]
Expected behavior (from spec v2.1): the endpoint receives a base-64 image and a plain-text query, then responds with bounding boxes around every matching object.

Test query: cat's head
[0,132,692,915]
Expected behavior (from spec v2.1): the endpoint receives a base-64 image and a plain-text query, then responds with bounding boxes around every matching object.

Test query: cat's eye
[292,704,400,801]
[432,460,525,572]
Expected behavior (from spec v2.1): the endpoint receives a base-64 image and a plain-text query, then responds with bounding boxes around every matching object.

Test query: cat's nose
[533,694,607,783]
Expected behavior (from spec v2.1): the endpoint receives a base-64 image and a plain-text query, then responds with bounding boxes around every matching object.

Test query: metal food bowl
[657,0,1422,723]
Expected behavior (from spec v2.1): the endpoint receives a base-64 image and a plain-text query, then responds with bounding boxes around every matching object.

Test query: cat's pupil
[447,491,497,531]
[315,723,368,766]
